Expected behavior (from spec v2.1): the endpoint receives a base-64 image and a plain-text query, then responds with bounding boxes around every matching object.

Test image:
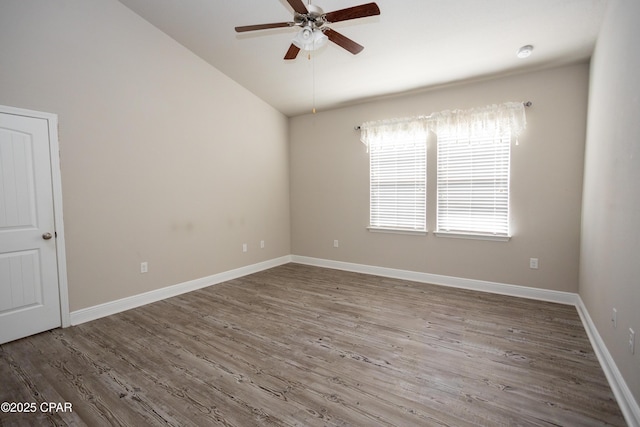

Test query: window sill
[434,231,511,242]
[367,227,428,236]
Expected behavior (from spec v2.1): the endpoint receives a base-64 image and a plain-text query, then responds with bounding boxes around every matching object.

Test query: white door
[0,111,61,344]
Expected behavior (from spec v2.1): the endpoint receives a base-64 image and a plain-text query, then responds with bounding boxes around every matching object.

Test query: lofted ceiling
[117,0,607,117]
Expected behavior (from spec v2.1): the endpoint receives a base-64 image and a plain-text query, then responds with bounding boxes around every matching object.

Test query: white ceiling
[117,0,607,117]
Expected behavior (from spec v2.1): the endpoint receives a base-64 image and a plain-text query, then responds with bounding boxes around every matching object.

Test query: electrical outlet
[630,328,636,354]
[242,243,247,253]
[333,240,339,248]
[612,308,617,328]
[260,240,265,249]
[529,258,539,269]
[140,262,148,274]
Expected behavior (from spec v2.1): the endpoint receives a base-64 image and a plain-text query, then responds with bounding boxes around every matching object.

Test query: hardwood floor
[0,263,625,426]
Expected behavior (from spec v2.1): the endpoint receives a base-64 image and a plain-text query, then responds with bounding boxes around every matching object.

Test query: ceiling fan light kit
[292,26,328,51]
[235,0,380,60]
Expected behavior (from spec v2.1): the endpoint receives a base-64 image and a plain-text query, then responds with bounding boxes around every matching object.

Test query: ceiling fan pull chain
[311,50,317,113]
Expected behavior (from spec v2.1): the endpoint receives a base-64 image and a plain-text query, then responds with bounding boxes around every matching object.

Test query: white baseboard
[576,296,640,427]
[69,255,292,326]
[291,255,578,305]
[291,255,639,427]
[69,254,638,426]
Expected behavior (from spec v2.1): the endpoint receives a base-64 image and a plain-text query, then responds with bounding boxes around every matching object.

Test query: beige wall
[0,0,636,411]
[291,64,589,293]
[581,0,640,405]
[0,0,290,311]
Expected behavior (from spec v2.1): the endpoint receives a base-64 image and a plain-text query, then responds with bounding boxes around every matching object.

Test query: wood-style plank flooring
[0,263,625,426]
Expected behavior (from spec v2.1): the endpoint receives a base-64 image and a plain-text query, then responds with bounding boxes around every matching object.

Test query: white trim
[291,255,577,305]
[0,105,70,328]
[576,296,640,427]
[434,231,511,242]
[367,227,428,236]
[67,253,638,426]
[48,113,70,328]
[70,255,291,325]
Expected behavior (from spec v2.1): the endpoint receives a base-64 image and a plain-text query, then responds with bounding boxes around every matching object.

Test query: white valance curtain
[359,102,527,148]
[359,116,430,150]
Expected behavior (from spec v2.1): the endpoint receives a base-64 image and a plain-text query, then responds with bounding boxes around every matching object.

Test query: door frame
[1,104,70,328]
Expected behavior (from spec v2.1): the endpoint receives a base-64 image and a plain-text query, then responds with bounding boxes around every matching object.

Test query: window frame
[434,131,512,241]
[368,133,427,234]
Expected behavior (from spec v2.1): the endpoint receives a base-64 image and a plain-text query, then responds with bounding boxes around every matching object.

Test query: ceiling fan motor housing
[294,4,326,29]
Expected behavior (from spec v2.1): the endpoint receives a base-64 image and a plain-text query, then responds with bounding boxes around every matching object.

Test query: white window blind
[370,135,426,232]
[436,132,511,237]
[361,102,525,236]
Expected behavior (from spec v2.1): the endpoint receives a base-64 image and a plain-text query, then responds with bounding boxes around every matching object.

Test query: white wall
[580,0,640,407]
[0,0,290,311]
[290,64,589,293]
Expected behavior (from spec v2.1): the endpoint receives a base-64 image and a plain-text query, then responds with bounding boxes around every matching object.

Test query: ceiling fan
[235,0,380,60]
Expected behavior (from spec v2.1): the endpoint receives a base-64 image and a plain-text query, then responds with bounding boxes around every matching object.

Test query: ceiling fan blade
[324,2,380,23]
[324,28,364,55]
[286,0,308,15]
[284,44,301,60]
[235,22,294,32]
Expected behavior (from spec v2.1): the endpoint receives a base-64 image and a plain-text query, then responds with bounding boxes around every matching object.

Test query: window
[436,131,511,239]
[360,101,525,238]
[369,129,427,232]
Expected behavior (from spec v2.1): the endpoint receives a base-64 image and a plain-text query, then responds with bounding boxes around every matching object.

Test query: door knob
[42,232,53,240]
